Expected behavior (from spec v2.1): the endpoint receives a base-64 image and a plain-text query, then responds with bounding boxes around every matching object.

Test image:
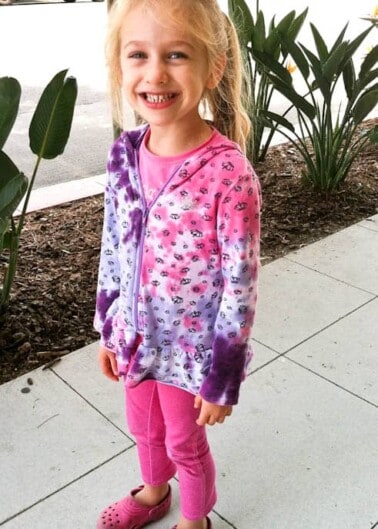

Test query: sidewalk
[1,179,378,529]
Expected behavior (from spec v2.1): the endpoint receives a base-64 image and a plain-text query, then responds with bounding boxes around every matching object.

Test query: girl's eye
[128,52,147,59]
[168,51,188,60]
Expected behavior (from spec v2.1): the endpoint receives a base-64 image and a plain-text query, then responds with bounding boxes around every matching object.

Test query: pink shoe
[97,485,171,529]
[171,517,212,529]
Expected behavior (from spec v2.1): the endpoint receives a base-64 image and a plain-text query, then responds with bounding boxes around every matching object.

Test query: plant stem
[0,219,19,316]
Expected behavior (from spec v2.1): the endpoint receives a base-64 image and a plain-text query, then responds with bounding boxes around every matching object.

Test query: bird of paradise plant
[0,70,77,321]
[252,17,378,193]
[228,0,308,163]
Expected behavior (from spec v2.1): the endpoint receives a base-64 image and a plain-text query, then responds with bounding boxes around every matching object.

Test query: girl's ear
[206,54,227,90]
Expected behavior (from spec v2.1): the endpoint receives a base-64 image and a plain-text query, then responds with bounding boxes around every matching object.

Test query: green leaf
[352,87,378,123]
[268,15,276,34]
[359,45,378,80]
[266,73,316,119]
[356,67,378,91]
[252,10,266,53]
[253,50,293,86]
[264,110,295,131]
[343,59,356,100]
[228,0,254,47]
[264,28,281,56]
[29,70,78,160]
[0,155,28,222]
[368,125,378,143]
[0,149,20,181]
[275,10,295,37]
[301,44,331,99]
[287,8,308,42]
[0,77,21,151]
[281,36,310,80]
[310,23,329,62]
[329,23,348,55]
[0,219,9,251]
[0,150,26,249]
[338,27,374,76]
[323,42,349,81]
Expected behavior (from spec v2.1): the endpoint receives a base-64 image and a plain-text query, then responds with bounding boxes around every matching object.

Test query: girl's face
[119,4,216,137]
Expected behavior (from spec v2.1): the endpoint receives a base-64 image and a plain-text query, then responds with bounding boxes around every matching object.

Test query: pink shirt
[138,129,217,204]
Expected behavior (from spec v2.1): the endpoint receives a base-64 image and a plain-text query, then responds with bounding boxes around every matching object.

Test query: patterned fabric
[94,125,261,405]
[138,128,217,206]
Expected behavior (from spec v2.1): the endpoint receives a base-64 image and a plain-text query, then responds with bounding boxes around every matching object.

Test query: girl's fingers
[109,354,119,378]
[194,394,202,409]
[196,399,233,425]
[196,410,207,426]
[98,348,119,382]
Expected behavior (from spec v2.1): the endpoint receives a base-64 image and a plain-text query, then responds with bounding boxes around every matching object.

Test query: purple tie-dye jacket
[94,125,261,405]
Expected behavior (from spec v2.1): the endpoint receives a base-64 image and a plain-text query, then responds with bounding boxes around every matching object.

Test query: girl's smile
[141,92,177,107]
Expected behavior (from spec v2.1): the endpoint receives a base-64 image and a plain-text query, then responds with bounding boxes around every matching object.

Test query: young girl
[94,1,261,528]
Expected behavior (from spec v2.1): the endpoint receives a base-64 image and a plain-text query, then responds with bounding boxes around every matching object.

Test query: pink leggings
[125,379,217,520]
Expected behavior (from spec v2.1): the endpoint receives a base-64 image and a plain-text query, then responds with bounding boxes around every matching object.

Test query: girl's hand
[194,395,233,426]
[98,345,119,382]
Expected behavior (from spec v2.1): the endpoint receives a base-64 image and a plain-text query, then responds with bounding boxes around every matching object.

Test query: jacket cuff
[199,335,246,405]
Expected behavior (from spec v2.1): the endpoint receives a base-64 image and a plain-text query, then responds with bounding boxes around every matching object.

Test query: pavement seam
[283,355,377,408]
[355,221,378,234]
[49,368,135,442]
[211,509,238,528]
[249,297,378,408]
[253,295,377,360]
[248,349,378,409]
[0,448,131,527]
[282,256,378,297]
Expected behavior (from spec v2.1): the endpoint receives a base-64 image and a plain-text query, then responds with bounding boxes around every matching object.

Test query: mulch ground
[0,125,377,384]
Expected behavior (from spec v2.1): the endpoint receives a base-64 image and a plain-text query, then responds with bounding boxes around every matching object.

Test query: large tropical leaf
[322,42,349,81]
[368,124,378,143]
[0,77,21,151]
[252,11,266,53]
[357,67,378,91]
[228,0,254,47]
[266,72,316,120]
[0,152,27,222]
[29,69,78,159]
[352,86,378,123]
[301,44,331,99]
[280,36,310,80]
[359,45,378,80]
[342,59,356,100]
[346,26,373,61]
[329,23,349,55]
[310,23,329,62]
[264,110,295,132]
[275,10,296,37]
[253,49,293,86]
[287,9,308,43]
[329,26,373,81]
[264,28,281,57]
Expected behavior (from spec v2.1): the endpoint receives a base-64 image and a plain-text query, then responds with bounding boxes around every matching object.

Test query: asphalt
[1,176,378,529]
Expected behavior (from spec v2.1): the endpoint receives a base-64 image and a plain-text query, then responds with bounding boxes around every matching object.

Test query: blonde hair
[106,0,251,152]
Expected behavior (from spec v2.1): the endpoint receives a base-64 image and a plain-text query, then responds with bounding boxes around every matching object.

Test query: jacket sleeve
[200,155,261,405]
[93,166,121,352]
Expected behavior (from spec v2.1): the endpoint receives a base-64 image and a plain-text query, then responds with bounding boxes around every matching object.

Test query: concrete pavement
[2,176,378,528]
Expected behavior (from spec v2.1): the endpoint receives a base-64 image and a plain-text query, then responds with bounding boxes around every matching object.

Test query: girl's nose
[146,59,168,86]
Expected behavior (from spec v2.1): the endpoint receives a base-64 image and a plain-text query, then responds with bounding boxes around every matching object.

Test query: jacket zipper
[131,162,181,331]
